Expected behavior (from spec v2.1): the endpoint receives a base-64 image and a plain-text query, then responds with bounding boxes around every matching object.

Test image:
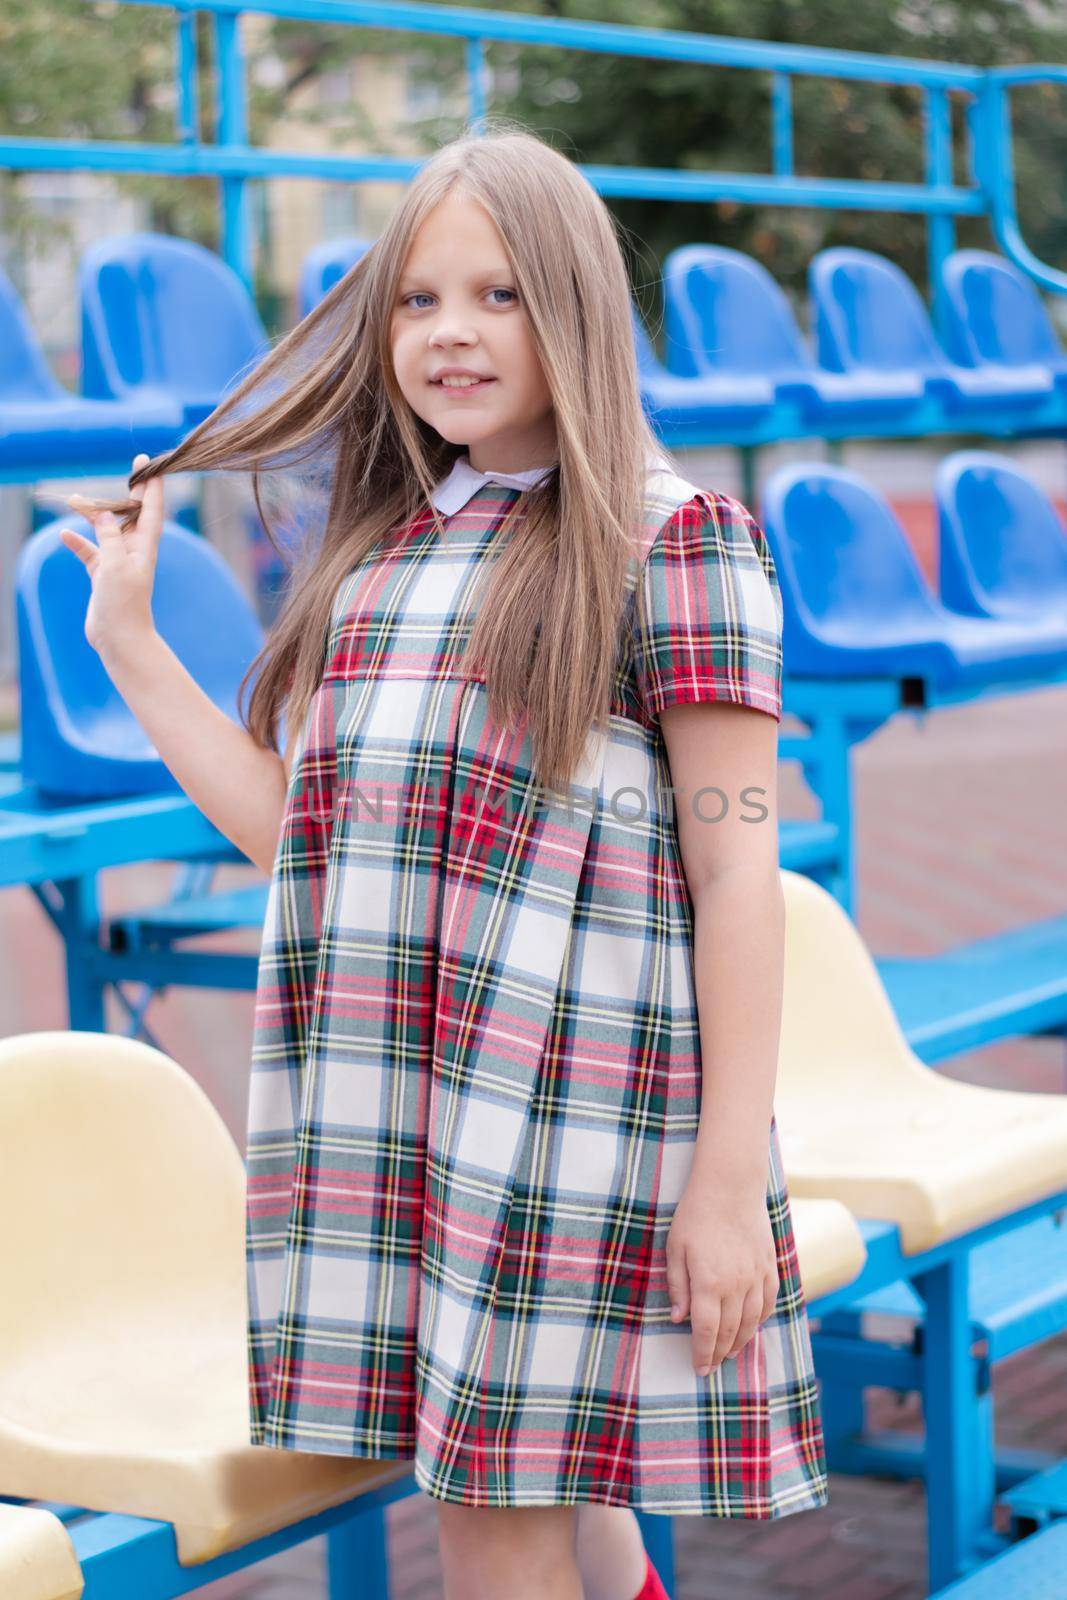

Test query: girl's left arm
[659,695,785,1379]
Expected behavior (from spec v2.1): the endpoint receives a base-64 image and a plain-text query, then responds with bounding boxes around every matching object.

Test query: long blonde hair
[100,120,673,794]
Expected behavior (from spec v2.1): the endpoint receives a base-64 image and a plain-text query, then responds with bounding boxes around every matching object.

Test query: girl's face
[390,190,557,474]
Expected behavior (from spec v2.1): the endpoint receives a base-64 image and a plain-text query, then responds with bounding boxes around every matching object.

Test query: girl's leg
[436,1502,582,1600]
[575,1504,650,1600]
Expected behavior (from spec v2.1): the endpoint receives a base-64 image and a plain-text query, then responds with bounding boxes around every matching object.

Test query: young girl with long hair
[59,120,828,1600]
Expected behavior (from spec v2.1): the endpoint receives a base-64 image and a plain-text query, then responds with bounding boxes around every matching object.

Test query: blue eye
[399,289,518,310]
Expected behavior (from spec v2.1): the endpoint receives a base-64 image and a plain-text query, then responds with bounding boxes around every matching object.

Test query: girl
[59,121,828,1600]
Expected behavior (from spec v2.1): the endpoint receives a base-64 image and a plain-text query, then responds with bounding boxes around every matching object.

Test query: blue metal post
[915,1251,986,1592]
[176,7,200,144]
[327,1508,391,1600]
[213,9,254,293]
[816,1308,867,1467]
[771,72,794,176]
[924,85,956,336]
[55,875,107,1032]
[466,36,489,133]
[801,708,855,917]
[971,72,1067,294]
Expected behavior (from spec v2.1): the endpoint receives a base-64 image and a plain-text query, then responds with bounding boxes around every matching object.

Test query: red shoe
[631,1553,670,1600]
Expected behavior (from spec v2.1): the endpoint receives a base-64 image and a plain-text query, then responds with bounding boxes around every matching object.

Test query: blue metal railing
[0,0,1065,306]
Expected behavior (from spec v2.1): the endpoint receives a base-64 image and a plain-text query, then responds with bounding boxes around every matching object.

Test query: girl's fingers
[128,453,150,506]
[690,1284,722,1377]
[708,1294,743,1371]
[58,527,98,566]
[665,1244,690,1323]
[724,1285,765,1361]
[137,470,165,549]
[66,493,117,540]
[92,508,125,545]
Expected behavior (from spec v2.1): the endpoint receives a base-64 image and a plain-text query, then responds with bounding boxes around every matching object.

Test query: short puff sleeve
[633,489,784,723]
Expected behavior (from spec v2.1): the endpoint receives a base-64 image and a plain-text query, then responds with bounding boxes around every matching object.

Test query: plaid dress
[245,460,829,1519]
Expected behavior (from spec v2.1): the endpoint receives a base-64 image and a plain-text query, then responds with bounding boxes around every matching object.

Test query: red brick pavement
[2,674,1066,1599]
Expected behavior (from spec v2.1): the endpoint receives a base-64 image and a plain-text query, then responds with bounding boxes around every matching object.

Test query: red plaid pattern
[634,488,783,722]
[245,468,828,1519]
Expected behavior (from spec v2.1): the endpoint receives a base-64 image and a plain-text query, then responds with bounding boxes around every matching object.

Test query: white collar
[429,449,675,517]
[430,453,557,516]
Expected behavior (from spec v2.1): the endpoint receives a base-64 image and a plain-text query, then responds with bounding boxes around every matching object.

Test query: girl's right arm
[60,455,290,876]
[95,629,290,875]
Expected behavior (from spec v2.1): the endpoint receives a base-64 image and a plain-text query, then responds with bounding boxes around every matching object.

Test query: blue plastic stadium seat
[810,247,1056,418]
[631,303,779,438]
[663,244,926,427]
[0,267,182,474]
[759,462,1067,691]
[17,514,265,800]
[80,233,271,432]
[935,451,1067,628]
[298,236,374,318]
[939,249,1067,396]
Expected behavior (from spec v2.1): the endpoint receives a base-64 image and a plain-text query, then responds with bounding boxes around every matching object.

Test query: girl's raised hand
[58,452,164,656]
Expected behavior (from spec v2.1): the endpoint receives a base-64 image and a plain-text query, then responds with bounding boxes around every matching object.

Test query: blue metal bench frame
[0,1485,679,1600]
[816,1213,1067,1574]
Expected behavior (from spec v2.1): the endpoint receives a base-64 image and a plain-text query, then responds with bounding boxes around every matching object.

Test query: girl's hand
[58,453,163,656]
[666,1174,780,1377]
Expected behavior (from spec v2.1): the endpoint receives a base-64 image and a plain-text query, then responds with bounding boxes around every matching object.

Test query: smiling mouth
[432,377,496,391]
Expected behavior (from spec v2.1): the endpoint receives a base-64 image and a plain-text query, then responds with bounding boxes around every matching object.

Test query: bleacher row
[5,232,1067,474]
[649,243,1067,443]
[18,446,1067,803]
[8,232,1067,800]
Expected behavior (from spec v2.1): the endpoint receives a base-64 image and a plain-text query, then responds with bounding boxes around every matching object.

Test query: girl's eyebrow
[397,266,515,292]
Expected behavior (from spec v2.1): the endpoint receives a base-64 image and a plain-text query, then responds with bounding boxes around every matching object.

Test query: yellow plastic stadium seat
[0,1031,409,1566]
[0,1505,83,1600]
[775,870,1067,1254]
[789,1197,867,1302]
